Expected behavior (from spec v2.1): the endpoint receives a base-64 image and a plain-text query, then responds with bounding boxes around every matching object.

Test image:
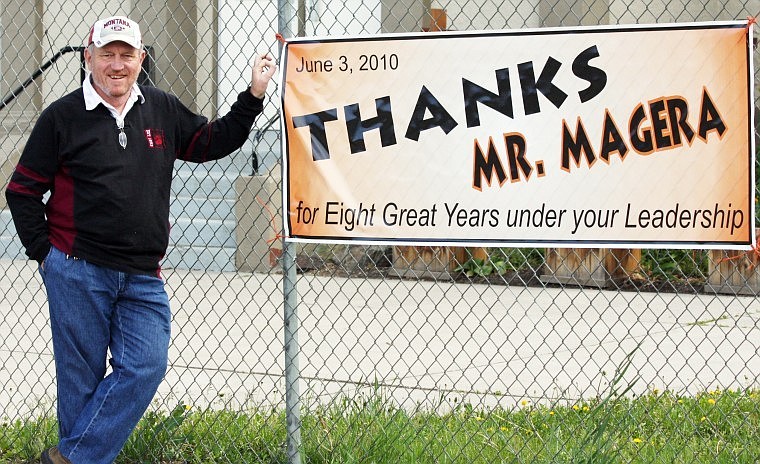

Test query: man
[5,15,276,464]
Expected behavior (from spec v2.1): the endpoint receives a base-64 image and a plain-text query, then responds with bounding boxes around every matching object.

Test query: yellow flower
[500,426,507,431]
[583,406,590,412]
[549,411,555,416]
[701,416,707,422]
[573,405,580,411]
[521,399,530,407]
[707,398,716,405]
[632,438,643,444]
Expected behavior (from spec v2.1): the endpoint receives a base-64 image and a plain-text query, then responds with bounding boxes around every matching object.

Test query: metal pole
[282,241,301,464]
[279,2,301,463]
[0,46,81,110]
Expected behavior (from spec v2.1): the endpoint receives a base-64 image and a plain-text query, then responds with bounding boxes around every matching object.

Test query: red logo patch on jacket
[144,129,165,149]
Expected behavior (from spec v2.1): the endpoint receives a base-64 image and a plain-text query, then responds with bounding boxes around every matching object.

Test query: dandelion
[549,411,555,416]
[707,398,716,405]
[701,416,707,422]
[521,399,530,407]
[500,426,508,431]
[582,406,590,412]
[573,405,580,411]
[632,438,643,444]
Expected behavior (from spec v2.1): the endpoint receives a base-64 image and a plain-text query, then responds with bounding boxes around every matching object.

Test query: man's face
[85,41,145,106]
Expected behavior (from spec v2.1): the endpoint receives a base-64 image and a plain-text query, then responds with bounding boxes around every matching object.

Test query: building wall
[1,0,757,207]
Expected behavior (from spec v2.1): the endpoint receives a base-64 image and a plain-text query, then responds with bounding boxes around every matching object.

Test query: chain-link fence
[1,0,759,463]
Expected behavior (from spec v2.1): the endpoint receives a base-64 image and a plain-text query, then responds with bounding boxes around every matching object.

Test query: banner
[280,21,755,249]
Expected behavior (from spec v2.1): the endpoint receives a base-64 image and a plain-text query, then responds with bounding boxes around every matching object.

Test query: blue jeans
[40,246,171,464]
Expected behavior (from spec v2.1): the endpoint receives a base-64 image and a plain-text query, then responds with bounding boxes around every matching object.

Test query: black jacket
[5,85,264,275]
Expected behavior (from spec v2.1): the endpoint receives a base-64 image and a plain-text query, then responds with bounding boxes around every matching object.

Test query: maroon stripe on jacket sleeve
[6,180,46,197]
[46,167,77,253]
[182,121,215,162]
[13,164,51,184]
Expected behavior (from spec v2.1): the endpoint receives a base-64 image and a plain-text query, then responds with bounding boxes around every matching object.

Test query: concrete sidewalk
[2,257,759,419]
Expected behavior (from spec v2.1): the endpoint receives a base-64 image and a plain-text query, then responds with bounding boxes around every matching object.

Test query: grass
[2,388,759,463]
[454,247,713,284]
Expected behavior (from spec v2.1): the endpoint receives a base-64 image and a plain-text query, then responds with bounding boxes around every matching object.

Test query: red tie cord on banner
[747,16,758,43]
[276,33,288,44]
[717,237,760,271]
[256,195,287,244]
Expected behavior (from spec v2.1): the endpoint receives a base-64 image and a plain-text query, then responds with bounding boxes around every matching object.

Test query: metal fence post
[278,1,302,462]
[282,240,301,464]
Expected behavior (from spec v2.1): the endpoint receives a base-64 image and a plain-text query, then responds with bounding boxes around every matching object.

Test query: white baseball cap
[87,16,142,49]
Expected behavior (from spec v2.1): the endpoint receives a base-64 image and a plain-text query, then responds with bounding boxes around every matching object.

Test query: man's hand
[250,53,277,99]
